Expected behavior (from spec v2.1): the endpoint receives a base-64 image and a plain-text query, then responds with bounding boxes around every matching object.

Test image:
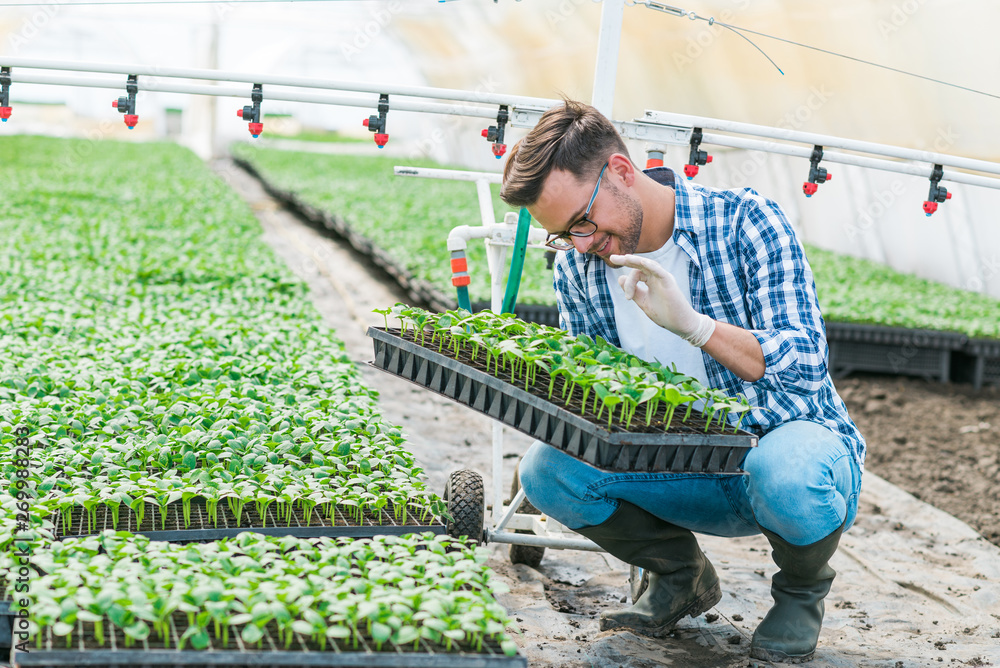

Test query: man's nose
[573,234,592,254]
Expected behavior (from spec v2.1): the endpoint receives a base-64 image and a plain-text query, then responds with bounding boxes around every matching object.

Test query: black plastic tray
[826,322,967,383]
[13,650,523,667]
[962,338,1000,389]
[53,500,443,543]
[368,327,756,473]
[16,617,525,667]
[0,601,13,651]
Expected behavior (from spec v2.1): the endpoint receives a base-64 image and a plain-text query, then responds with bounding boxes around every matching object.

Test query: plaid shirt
[553,167,866,469]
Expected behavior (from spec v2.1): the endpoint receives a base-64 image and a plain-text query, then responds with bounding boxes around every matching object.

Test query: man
[499,100,865,664]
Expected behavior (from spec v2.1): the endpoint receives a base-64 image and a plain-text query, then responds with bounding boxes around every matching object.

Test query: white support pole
[488,530,603,552]
[496,488,526,533]
[492,421,504,526]
[207,21,220,158]
[592,0,626,117]
[474,178,496,230]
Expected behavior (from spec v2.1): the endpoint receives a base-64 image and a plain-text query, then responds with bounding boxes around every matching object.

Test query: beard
[598,184,643,264]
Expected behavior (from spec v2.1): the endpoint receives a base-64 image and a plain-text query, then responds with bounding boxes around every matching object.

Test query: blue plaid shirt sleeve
[553,252,588,336]
[738,196,830,396]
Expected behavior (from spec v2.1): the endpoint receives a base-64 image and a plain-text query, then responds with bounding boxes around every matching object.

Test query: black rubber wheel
[629,564,649,603]
[443,469,485,545]
[508,459,546,568]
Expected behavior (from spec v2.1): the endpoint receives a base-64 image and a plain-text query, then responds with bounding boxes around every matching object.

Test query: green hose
[456,285,472,313]
[501,207,532,315]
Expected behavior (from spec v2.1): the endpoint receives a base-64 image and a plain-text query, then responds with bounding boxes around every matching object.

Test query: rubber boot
[573,500,721,637]
[749,522,845,664]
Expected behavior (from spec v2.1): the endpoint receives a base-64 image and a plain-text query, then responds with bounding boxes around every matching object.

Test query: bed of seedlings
[375,305,752,435]
[0,137,519,663]
[5,531,516,657]
[0,137,443,544]
[230,145,554,306]
[807,245,1000,339]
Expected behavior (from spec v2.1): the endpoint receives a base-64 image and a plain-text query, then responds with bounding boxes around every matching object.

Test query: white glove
[609,253,716,348]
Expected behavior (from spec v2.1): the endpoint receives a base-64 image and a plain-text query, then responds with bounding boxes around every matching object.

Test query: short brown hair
[500,99,629,208]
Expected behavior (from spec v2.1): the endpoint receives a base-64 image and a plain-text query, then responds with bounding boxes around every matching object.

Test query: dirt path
[217,159,1000,668]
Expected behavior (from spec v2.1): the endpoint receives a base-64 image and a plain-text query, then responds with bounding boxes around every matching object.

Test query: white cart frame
[393,165,606,556]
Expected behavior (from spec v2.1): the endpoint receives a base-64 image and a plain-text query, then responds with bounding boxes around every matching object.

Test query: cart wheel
[508,459,546,568]
[443,469,485,545]
[629,565,649,603]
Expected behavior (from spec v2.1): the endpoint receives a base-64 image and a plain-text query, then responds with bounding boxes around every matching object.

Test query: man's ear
[607,153,636,188]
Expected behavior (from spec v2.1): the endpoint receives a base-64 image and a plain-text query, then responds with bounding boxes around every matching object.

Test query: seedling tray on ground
[826,322,967,383]
[368,328,756,473]
[53,499,443,542]
[0,601,13,651]
[15,613,525,667]
[960,338,1000,389]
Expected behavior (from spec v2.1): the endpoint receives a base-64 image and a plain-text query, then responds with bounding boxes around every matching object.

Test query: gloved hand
[609,253,716,348]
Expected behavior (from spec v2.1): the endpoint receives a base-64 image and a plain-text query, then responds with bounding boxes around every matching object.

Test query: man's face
[528,166,643,265]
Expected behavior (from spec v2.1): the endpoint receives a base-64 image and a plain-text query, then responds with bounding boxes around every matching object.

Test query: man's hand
[609,254,716,348]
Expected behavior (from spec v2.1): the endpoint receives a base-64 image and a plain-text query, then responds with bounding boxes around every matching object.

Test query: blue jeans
[519,419,862,546]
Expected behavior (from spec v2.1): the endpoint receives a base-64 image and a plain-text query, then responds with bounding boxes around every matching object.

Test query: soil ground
[836,376,1000,547]
[218,159,1000,668]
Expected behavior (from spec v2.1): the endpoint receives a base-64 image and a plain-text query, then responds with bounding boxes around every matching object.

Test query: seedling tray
[826,322,967,382]
[962,338,1000,389]
[368,328,756,473]
[54,499,443,542]
[15,613,525,667]
[0,601,13,651]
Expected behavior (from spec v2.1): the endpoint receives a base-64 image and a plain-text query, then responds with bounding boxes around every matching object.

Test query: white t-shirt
[605,237,711,387]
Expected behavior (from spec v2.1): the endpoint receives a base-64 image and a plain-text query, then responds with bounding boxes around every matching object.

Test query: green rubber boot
[573,501,721,637]
[749,523,845,664]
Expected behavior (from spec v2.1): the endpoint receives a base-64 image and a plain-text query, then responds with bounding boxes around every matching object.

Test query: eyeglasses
[544,162,607,251]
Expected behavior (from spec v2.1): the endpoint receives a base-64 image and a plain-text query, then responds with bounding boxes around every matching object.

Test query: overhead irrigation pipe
[7,71,501,121]
[9,62,998,208]
[0,56,561,110]
[700,132,1000,192]
[643,109,1000,179]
